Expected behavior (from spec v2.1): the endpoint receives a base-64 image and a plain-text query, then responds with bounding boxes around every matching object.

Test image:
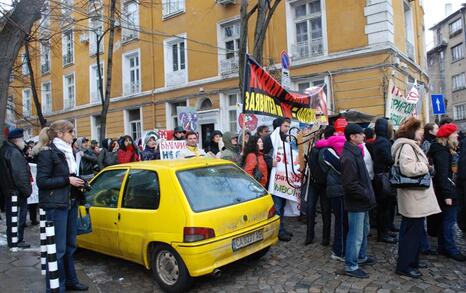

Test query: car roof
[113,158,234,171]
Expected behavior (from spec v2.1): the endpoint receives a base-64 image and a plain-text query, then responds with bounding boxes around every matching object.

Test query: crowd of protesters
[1,114,466,291]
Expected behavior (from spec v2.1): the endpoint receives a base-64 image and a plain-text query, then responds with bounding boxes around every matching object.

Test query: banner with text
[386,79,418,129]
[242,55,327,124]
[159,140,186,160]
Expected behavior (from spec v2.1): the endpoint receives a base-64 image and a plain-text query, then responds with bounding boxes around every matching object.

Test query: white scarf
[53,137,78,174]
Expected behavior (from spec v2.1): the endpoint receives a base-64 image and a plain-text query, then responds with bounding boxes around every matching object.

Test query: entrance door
[201,123,214,149]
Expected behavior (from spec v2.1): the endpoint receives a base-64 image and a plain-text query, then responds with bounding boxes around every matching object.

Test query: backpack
[307,147,328,185]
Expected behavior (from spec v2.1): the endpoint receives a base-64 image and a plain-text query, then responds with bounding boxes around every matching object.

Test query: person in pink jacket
[316,117,364,156]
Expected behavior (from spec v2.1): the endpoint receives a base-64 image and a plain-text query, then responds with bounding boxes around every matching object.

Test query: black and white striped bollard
[40,208,47,275]
[10,194,18,252]
[45,221,60,292]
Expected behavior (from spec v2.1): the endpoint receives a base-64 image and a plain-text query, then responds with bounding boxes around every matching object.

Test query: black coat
[37,143,72,209]
[0,141,32,198]
[141,146,160,161]
[320,148,344,199]
[341,142,376,212]
[97,148,118,170]
[429,142,456,203]
[79,149,97,175]
[373,118,394,174]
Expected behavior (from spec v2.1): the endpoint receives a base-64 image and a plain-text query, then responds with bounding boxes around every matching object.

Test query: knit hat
[174,126,186,133]
[344,123,364,140]
[437,123,458,138]
[8,128,24,139]
[144,134,158,146]
[334,117,348,133]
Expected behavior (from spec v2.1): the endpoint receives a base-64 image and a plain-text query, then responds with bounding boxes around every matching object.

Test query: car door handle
[118,213,121,221]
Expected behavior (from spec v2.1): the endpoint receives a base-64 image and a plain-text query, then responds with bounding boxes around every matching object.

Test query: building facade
[427,5,466,128]
[9,0,428,145]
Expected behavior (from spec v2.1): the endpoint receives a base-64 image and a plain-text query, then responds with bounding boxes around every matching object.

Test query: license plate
[232,229,264,251]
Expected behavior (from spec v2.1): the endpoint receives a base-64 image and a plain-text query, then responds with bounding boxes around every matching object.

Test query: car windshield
[176,164,267,212]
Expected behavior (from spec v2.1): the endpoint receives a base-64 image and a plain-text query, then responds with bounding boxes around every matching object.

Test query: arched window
[199,98,212,110]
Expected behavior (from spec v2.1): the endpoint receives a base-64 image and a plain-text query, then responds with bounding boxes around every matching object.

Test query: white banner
[28,163,39,204]
[159,140,186,160]
[386,79,418,129]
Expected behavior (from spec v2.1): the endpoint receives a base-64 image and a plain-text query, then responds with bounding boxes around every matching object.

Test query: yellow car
[77,158,280,292]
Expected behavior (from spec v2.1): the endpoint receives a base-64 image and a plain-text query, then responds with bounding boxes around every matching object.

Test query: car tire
[151,245,193,293]
[247,246,270,261]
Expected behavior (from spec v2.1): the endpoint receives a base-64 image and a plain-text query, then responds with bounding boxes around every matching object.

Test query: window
[41,82,52,114]
[219,20,240,75]
[91,115,102,143]
[90,63,104,103]
[86,169,127,208]
[62,30,74,65]
[169,101,186,128]
[40,0,50,32]
[454,104,466,120]
[61,0,72,18]
[164,36,187,86]
[122,1,139,42]
[224,93,239,132]
[449,18,462,36]
[22,89,32,117]
[122,170,160,210]
[453,73,466,91]
[89,12,104,55]
[404,1,415,61]
[40,41,51,74]
[162,0,185,18]
[6,95,15,126]
[177,165,267,212]
[451,43,464,61]
[127,109,141,141]
[123,51,140,95]
[63,73,75,109]
[21,53,29,75]
[291,0,323,59]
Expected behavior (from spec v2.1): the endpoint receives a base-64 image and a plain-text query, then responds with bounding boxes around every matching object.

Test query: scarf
[187,145,201,157]
[53,137,78,174]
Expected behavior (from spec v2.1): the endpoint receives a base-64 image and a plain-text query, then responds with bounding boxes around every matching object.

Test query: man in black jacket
[341,124,377,278]
[0,128,32,248]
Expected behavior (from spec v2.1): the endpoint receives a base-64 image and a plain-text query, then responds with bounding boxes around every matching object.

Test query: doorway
[201,123,215,150]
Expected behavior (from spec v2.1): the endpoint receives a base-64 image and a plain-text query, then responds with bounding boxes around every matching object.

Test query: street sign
[431,94,446,115]
[281,50,291,90]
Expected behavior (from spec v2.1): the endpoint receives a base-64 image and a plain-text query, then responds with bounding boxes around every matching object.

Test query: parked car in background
[77,158,280,292]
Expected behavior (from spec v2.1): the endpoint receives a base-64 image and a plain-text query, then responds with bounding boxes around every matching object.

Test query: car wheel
[151,245,193,293]
[247,246,270,261]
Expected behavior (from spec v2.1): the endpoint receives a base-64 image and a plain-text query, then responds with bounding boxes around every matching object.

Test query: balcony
[63,53,73,66]
[122,25,138,43]
[291,38,323,60]
[220,57,239,75]
[41,63,50,74]
[406,41,415,61]
[124,82,140,95]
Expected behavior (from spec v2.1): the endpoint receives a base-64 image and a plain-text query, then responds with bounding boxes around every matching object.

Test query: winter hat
[144,134,158,146]
[334,117,348,133]
[437,123,458,138]
[8,128,24,139]
[344,123,364,141]
[174,126,186,133]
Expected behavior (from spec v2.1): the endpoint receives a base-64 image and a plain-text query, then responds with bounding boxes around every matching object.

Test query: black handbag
[374,172,393,198]
[77,205,92,235]
[253,155,264,181]
[389,144,431,189]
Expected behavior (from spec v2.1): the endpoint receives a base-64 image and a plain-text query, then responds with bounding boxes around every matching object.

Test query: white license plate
[232,229,264,251]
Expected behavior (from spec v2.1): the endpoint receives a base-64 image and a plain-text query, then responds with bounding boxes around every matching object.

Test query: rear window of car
[176,164,268,212]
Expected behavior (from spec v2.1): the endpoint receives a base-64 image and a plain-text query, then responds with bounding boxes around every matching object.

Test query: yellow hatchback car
[77,158,280,292]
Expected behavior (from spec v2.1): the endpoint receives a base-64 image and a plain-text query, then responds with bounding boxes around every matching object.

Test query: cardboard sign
[386,80,418,129]
[159,140,186,160]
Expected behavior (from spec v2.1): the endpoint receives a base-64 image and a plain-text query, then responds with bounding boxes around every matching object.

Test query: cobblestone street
[1,214,466,292]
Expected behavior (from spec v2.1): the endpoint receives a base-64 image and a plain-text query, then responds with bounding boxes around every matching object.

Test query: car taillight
[268,205,276,218]
[183,227,215,243]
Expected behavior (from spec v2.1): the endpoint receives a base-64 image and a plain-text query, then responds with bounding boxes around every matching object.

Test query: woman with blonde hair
[392,117,441,278]
[36,120,89,292]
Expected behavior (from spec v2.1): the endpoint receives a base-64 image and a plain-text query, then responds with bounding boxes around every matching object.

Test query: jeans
[438,205,460,256]
[306,183,331,242]
[5,192,27,247]
[45,200,79,293]
[329,197,347,257]
[345,211,369,272]
[396,216,423,272]
[272,195,287,235]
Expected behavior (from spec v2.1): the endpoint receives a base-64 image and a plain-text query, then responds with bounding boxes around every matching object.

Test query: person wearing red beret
[428,123,466,262]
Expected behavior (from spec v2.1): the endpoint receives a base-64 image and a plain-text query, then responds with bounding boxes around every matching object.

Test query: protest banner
[177,107,198,131]
[159,140,187,160]
[242,55,327,124]
[386,79,418,129]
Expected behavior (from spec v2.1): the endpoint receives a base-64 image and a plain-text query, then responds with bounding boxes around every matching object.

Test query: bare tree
[24,40,47,127]
[0,0,45,141]
[239,0,281,96]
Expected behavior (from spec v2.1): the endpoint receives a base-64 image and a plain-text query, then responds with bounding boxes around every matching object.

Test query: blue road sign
[281,51,290,70]
[431,94,446,115]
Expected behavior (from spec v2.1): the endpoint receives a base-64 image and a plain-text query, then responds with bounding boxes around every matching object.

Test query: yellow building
[9,0,428,145]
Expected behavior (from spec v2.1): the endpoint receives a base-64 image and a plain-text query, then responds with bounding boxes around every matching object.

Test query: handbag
[389,144,431,189]
[253,155,264,182]
[77,204,92,235]
[374,172,393,198]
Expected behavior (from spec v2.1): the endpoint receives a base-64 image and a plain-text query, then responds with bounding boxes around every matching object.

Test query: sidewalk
[0,211,98,292]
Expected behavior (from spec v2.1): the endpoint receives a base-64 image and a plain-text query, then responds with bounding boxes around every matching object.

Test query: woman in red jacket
[242,135,268,187]
[117,135,140,163]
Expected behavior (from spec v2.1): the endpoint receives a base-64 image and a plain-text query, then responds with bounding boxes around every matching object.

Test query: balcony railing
[291,38,323,60]
[220,57,239,75]
[41,63,50,74]
[63,53,73,65]
[406,41,415,61]
[124,82,140,95]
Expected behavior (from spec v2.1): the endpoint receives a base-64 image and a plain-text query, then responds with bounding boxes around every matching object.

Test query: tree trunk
[99,0,116,142]
[253,0,281,65]
[24,41,47,128]
[0,0,45,142]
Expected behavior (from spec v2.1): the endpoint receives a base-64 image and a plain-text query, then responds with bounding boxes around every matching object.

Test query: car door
[118,169,161,263]
[78,168,128,256]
